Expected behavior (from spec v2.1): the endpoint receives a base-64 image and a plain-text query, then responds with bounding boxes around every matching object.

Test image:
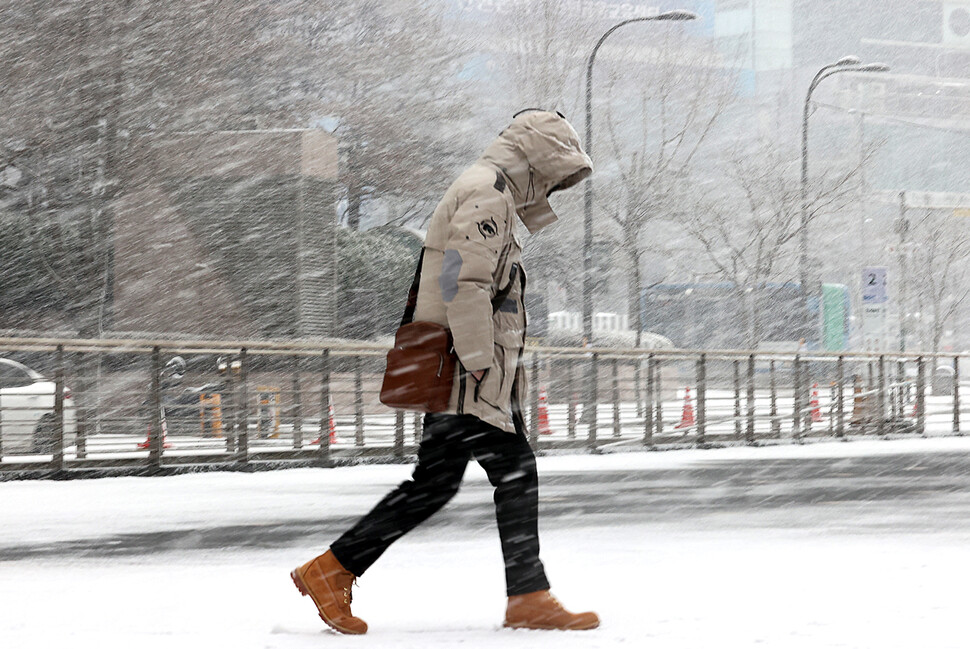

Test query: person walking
[290,109,597,635]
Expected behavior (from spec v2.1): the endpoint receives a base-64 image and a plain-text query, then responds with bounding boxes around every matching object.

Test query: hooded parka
[412,111,592,432]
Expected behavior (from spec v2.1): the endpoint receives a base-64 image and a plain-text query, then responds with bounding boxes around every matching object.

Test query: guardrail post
[803,358,813,435]
[237,348,249,464]
[413,412,422,443]
[530,351,539,449]
[292,356,303,449]
[916,356,926,436]
[587,352,599,451]
[733,359,742,440]
[746,354,756,444]
[696,354,706,446]
[769,359,780,438]
[954,356,961,437]
[318,349,332,466]
[584,348,595,449]
[877,355,887,436]
[887,360,895,422]
[827,380,834,436]
[394,410,405,458]
[53,344,66,472]
[354,355,364,447]
[894,360,904,420]
[567,357,576,439]
[836,355,845,439]
[654,357,664,439]
[74,351,87,460]
[865,361,875,435]
[644,353,654,446]
[612,358,621,438]
[224,364,236,454]
[634,356,643,418]
[149,345,162,470]
[792,355,802,442]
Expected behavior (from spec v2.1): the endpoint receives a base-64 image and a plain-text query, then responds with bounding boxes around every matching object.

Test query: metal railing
[0,336,966,477]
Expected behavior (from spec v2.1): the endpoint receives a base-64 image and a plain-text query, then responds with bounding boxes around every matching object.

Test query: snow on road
[4,437,970,648]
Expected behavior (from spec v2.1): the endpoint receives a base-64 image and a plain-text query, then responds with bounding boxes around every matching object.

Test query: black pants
[330,412,550,596]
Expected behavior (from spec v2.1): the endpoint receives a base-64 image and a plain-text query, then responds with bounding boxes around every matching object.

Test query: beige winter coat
[412,110,592,432]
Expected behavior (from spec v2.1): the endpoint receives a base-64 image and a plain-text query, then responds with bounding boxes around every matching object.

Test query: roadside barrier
[0,336,964,476]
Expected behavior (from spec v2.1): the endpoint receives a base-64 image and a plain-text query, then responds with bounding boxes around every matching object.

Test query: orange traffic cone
[810,382,823,423]
[675,387,695,429]
[328,397,337,444]
[538,387,554,435]
[311,395,338,445]
[138,411,172,449]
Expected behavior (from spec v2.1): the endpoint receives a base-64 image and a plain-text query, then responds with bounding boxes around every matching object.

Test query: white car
[0,358,77,455]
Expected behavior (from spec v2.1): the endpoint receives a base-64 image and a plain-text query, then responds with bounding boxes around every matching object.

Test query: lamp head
[857,62,891,73]
[653,10,699,21]
[836,55,862,66]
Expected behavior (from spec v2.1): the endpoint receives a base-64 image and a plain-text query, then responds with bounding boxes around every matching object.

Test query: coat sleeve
[440,184,509,372]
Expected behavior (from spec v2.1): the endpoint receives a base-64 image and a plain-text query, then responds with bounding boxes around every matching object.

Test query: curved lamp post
[582,10,698,346]
[799,57,890,303]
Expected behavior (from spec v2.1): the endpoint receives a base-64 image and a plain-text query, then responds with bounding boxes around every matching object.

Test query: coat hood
[479,110,593,234]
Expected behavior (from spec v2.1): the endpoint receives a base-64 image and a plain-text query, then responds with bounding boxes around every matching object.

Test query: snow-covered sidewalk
[4,437,970,649]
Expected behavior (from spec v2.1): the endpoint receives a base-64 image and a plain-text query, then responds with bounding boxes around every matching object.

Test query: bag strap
[399,250,523,328]
[399,248,426,327]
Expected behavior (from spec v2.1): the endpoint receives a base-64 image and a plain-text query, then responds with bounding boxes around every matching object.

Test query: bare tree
[486,1,724,323]
[0,0,475,339]
[600,28,740,344]
[266,0,473,230]
[1,0,297,335]
[489,0,597,114]
[906,212,970,353]
[682,138,871,347]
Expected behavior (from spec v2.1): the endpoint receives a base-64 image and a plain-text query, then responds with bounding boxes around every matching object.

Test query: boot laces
[342,577,358,606]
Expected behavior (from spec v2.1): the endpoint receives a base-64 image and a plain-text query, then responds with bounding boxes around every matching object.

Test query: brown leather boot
[504,590,600,630]
[290,550,368,635]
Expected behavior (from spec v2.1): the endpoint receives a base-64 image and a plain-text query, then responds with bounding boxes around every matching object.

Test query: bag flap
[394,321,453,349]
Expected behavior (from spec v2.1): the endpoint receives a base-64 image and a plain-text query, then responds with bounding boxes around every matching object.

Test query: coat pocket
[475,343,518,413]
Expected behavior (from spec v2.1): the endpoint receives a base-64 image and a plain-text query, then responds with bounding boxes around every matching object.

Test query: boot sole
[290,568,366,635]
[504,621,600,631]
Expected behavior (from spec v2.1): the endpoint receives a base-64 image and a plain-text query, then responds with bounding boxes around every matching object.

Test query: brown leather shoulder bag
[380,249,455,412]
[379,249,519,413]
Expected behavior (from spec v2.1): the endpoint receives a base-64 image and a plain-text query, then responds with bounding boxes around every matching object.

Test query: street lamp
[583,10,698,346]
[798,57,890,309]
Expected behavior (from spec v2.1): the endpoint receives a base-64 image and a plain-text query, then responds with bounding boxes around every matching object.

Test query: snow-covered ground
[4,437,970,648]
